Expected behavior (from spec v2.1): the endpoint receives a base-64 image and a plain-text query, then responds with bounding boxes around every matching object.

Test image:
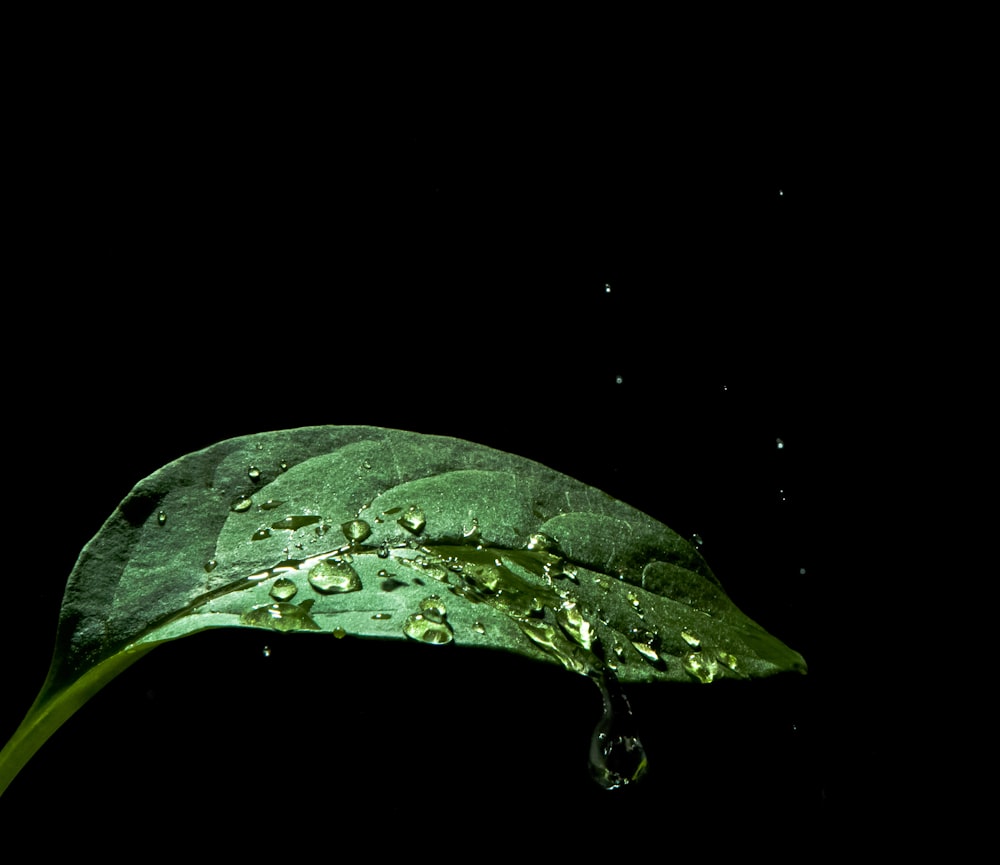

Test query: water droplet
[398,505,426,534]
[472,621,486,635]
[462,518,481,544]
[716,650,739,671]
[626,590,644,616]
[403,596,454,644]
[371,612,392,621]
[588,671,648,790]
[377,541,391,559]
[259,499,284,510]
[252,528,272,541]
[204,559,218,573]
[680,630,701,648]
[776,437,785,450]
[691,533,704,547]
[231,495,253,513]
[269,577,298,601]
[604,283,611,293]
[557,601,594,650]
[308,558,362,594]
[157,511,167,526]
[615,375,623,385]
[341,519,372,543]
[248,465,262,481]
[240,599,321,632]
[682,651,719,684]
[262,645,271,658]
[527,532,554,552]
[278,460,290,472]
[271,514,322,531]
[332,627,347,639]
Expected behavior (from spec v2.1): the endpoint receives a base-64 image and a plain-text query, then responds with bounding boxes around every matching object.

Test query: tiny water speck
[776,438,785,449]
[615,375,623,385]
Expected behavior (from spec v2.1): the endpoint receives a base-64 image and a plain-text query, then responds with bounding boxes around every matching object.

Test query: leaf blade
[0,425,805,796]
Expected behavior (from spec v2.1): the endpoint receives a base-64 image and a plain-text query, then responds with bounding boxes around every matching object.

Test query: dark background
[2,31,937,852]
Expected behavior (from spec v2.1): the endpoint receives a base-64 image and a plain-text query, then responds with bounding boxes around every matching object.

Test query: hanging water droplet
[332,627,347,639]
[308,558,362,594]
[398,505,426,534]
[403,596,454,644]
[271,514,322,531]
[240,599,321,631]
[157,511,167,526]
[269,577,298,601]
[361,459,372,470]
[248,465,262,481]
[252,528,272,541]
[341,519,372,543]
[204,559,218,573]
[231,495,253,513]
[588,671,648,790]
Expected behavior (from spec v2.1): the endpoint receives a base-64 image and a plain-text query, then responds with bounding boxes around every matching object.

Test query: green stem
[0,646,156,797]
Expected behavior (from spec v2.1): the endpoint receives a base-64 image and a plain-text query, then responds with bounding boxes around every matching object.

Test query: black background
[2,28,939,854]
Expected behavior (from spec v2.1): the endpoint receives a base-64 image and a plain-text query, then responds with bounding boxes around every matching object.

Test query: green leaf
[0,425,805,795]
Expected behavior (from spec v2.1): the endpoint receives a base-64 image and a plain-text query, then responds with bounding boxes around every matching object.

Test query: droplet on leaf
[308,558,361,594]
[240,599,321,632]
[231,495,253,513]
[398,505,426,534]
[341,519,372,543]
[269,577,298,601]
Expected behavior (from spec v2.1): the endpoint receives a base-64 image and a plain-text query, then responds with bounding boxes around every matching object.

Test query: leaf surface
[0,425,805,794]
